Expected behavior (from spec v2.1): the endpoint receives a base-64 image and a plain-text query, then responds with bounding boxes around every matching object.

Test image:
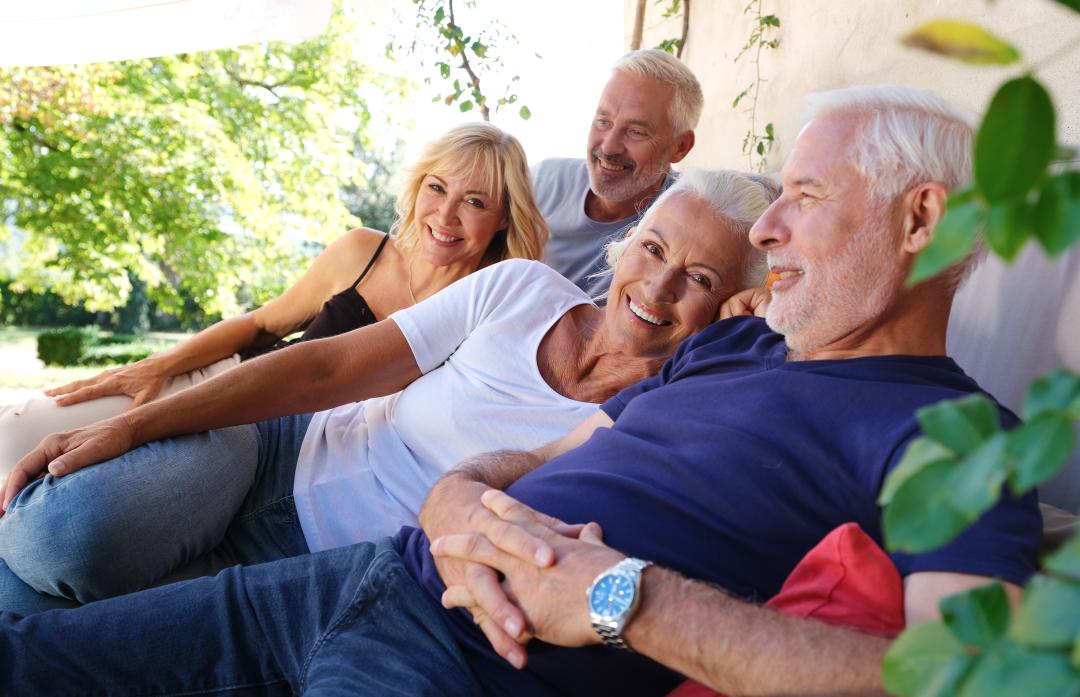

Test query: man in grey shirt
[535,49,702,294]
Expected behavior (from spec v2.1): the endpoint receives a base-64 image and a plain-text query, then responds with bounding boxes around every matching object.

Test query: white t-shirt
[292,259,598,552]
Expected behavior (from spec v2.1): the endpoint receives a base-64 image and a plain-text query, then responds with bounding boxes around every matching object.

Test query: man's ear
[901,182,948,255]
[669,131,695,164]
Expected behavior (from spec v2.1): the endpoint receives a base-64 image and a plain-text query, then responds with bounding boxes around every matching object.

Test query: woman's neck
[406,254,482,302]
[539,306,667,404]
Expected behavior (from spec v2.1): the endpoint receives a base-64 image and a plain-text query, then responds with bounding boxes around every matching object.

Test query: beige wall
[623,0,1080,171]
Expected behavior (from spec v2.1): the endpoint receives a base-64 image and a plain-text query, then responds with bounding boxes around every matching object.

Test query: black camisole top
[240,233,390,360]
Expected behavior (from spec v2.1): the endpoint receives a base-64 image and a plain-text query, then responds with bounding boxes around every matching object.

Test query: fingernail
[49,463,65,476]
[504,617,522,636]
[508,650,524,669]
[535,548,552,565]
[430,538,442,554]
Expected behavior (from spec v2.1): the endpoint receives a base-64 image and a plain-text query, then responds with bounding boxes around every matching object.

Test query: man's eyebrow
[790,176,825,189]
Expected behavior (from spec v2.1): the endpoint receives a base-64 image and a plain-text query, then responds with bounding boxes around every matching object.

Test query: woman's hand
[45,357,169,409]
[718,286,771,321]
[1,415,137,513]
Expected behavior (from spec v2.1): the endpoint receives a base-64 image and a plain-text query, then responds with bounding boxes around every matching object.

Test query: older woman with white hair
[0,168,778,615]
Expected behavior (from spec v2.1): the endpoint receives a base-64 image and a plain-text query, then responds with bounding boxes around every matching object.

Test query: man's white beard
[766,226,904,356]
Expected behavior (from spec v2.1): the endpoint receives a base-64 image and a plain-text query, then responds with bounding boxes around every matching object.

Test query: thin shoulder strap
[351,232,391,288]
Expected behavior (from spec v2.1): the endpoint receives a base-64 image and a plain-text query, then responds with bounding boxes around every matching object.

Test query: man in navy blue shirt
[0,85,1040,697]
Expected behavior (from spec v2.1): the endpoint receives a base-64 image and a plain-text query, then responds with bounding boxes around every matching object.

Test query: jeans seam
[237,495,296,524]
[65,675,290,697]
[296,548,398,693]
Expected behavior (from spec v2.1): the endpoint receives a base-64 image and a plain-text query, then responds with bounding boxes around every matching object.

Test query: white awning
[0,0,333,67]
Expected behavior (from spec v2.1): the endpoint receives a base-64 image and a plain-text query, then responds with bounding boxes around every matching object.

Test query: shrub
[36,327,98,366]
[77,343,157,366]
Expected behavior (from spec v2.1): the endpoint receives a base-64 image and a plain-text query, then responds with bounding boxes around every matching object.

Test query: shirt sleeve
[886,410,1042,586]
[390,259,537,374]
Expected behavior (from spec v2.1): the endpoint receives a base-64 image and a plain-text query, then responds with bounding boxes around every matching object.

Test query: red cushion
[666,523,905,697]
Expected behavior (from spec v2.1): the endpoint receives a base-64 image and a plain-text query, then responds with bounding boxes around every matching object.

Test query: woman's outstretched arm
[46,228,387,408]
[3,317,421,510]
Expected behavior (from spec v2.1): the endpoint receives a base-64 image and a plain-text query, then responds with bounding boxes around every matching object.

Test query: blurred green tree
[0,2,406,321]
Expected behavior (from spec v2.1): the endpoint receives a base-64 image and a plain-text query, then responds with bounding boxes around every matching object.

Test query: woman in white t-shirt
[0,169,778,614]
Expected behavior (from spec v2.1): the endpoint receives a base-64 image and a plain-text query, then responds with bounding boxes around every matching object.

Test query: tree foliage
[0,3,405,319]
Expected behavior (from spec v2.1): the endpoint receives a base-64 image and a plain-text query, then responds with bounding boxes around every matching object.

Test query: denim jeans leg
[0,423,262,607]
[159,412,315,584]
[0,560,78,615]
[0,538,484,697]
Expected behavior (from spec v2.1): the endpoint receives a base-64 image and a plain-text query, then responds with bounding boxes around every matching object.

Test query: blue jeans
[0,413,313,613]
[0,537,486,696]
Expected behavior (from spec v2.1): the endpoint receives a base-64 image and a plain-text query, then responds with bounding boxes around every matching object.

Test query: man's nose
[749,202,789,250]
[600,129,626,156]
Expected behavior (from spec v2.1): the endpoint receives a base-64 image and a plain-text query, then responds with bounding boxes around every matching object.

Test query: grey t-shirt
[533,157,674,296]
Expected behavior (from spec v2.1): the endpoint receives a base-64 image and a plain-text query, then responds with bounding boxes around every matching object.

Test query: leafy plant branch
[733,1,779,172]
[879,3,1080,694]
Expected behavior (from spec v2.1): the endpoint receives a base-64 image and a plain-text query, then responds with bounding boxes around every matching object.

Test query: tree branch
[448,0,489,121]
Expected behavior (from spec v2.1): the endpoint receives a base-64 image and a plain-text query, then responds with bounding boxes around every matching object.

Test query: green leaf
[1011,575,1080,649]
[518,105,531,120]
[902,20,1020,65]
[1051,0,1080,12]
[458,100,473,112]
[881,621,968,697]
[974,76,1056,203]
[471,41,487,58]
[761,14,780,27]
[1025,370,1080,419]
[438,62,451,79]
[1006,414,1075,493]
[945,432,1009,516]
[985,198,1034,261]
[1034,172,1080,256]
[1055,144,1080,162]
[917,394,1001,455]
[909,199,983,285]
[1072,636,1080,672]
[879,436,955,506]
[960,639,1080,697]
[1044,535,1080,582]
[433,6,445,24]
[883,460,971,553]
[941,582,1011,647]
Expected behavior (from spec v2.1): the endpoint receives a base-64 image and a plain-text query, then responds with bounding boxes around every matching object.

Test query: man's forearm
[625,567,889,696]
[453,449,546,490]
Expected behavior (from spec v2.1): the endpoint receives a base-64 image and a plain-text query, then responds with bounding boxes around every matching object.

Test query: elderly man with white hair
[536,48,702,293]
[0,86,1040,697]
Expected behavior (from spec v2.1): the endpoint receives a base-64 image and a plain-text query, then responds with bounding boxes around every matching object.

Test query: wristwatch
[586,557,652,650]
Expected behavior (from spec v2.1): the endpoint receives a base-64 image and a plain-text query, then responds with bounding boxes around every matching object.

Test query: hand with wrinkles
[418,476,571,666]
[430,489,623,667]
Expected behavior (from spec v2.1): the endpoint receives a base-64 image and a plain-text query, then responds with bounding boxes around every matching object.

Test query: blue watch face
[589,574,635,620]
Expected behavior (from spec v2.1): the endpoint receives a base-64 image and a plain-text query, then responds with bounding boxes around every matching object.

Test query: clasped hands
[421,480,624,670]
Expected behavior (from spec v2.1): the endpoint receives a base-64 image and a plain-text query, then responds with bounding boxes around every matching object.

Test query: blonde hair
[392,122,548,265]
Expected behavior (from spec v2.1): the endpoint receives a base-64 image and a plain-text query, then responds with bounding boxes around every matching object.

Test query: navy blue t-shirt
[400,317,1041,697]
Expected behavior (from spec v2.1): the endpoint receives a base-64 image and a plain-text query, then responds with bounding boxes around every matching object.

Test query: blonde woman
[0,122,548,471]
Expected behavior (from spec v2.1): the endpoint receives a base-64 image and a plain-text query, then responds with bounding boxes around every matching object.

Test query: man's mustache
[591,149,636,171]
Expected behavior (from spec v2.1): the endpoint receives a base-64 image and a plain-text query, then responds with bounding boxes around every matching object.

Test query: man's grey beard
[588,150,667,204]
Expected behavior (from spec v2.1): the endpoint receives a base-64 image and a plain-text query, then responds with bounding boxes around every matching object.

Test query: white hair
[600,169,778,293]
[613,48,703,136]
[804,84,983,285]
